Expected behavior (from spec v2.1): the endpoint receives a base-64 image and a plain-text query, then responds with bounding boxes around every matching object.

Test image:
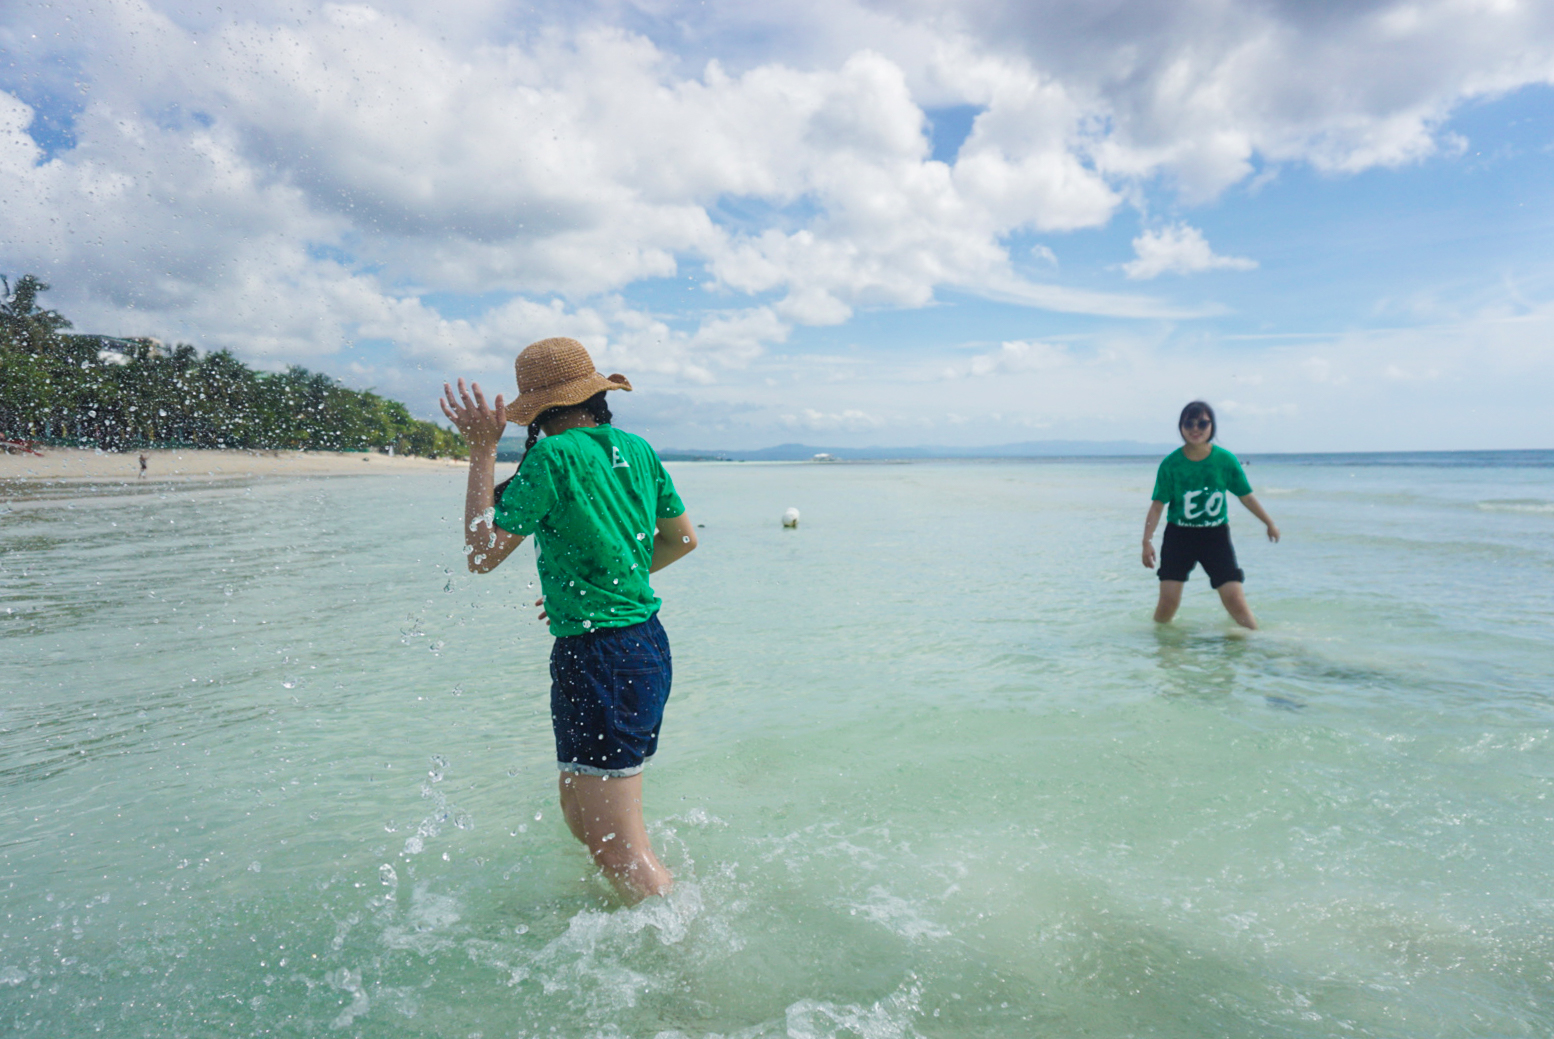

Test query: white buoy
[782,507,800,528]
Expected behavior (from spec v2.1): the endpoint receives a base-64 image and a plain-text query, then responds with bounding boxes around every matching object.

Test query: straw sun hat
[504,337,632,426]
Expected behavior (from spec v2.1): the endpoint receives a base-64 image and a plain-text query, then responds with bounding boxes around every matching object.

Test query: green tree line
[0,275,465,458]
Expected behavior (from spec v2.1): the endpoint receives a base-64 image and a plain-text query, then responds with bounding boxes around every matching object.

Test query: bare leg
[1216,581,1258,630]
[557,771,673,902]
[557,773,587,843]
[1154,580,1184,623]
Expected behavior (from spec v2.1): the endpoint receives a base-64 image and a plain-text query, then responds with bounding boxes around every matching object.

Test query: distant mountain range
[495,437,1174,463]
[660,440,1176,461]
[492,440,1554,465]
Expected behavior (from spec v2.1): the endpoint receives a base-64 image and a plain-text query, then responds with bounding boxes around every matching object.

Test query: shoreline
[1,445,465,499]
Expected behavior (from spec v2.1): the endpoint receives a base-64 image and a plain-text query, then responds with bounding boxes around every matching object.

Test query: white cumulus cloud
[1122,224,1257,280]
[779,407,885,432]
[964,339,1070,377]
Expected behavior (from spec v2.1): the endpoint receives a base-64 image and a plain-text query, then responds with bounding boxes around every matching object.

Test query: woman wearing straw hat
[441,337,697,901]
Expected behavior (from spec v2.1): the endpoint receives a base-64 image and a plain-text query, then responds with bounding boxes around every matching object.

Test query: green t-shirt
[492,426,685,637]
[1151,445,1253,527]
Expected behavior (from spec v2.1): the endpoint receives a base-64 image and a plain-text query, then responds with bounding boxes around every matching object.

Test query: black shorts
[1158,523,1244,588]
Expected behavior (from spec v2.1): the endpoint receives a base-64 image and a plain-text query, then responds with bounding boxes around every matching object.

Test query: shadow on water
[1147,623,1440,715]
[1150,623,1250,702]
[0,682,308,788]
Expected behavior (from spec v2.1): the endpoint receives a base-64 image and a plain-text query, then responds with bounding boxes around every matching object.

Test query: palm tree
[0,275,73,353]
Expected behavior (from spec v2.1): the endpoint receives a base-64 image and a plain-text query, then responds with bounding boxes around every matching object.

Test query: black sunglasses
[1182,418,1212,431]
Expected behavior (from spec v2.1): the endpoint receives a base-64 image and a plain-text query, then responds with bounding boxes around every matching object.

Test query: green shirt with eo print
[492,425,685,637]
[1151,445,1253,527]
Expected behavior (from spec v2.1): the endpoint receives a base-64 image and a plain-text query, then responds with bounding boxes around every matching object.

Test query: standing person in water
[440,337,697,901]
[1141,401,1279,630]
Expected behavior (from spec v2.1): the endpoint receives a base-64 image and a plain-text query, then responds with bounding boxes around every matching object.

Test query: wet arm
[650,512,698,573]
[1141,500,1165,568]
[440,378,525,573]
[461,444,525,573]
[1142,500,1165,543]
[1237,493,1280,542]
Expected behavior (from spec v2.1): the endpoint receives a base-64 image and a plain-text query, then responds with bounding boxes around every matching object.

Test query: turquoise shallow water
[2,454,1553,1037]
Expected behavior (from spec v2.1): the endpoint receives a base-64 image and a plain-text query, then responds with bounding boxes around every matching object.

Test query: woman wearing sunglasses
[1141,401,1279,629]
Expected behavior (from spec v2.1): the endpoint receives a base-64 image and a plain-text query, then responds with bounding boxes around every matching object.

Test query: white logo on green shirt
[1183,489,1226,521]
[612,446,630,469]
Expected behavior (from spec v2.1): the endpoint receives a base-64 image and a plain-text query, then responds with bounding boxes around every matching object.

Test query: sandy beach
[1,445,464,498]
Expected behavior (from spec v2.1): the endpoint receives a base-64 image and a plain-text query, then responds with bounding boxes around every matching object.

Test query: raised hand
[439,378,508,451]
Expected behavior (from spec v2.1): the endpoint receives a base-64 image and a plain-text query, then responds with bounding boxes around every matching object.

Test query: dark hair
[495,392,615,504]
[524,391,614,453]
[1178,400,1216,441]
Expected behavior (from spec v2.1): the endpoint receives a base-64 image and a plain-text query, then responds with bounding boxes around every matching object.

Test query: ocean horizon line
[646,444,1554,465]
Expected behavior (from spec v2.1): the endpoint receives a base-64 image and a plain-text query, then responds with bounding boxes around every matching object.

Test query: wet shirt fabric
[1151,445,1253,528]
[493,425,685,637]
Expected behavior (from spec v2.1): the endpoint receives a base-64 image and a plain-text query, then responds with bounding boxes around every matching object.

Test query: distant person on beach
[138,453,147,477]
[440,337,697,901]
[1141,401,1279,630]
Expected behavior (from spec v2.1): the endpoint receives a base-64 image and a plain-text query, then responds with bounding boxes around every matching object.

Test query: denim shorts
[550,613,672,778]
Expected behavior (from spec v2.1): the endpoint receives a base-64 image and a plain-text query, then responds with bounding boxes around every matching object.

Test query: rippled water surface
[3,455,1552,1037]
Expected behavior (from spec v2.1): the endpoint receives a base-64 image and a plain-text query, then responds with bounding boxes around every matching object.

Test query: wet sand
[1,445,464,499]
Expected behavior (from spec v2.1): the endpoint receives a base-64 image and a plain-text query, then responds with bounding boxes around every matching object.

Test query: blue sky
[3,0,1553,451]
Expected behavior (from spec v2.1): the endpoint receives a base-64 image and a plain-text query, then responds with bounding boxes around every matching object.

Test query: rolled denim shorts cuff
[557,757,650,779]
